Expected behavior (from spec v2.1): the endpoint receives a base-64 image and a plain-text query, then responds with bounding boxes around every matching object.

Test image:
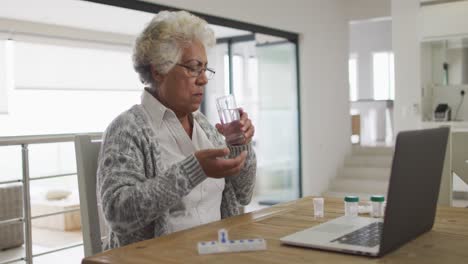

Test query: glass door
[204,36,300,206]
[254,41,300,203]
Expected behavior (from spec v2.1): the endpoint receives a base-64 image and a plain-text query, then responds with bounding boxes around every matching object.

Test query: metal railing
[0,132,102,264]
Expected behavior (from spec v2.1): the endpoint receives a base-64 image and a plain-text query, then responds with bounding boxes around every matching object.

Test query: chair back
[75,135,102,257]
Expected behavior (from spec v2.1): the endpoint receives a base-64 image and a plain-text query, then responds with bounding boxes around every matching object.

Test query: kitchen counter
[421,121,468,131]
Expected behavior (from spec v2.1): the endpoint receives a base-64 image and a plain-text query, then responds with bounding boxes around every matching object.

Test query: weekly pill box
[197,229,267,254]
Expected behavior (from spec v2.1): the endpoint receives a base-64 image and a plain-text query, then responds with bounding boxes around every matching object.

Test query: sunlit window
[0,38,141,137]
[223,54,230,95]
[373,52,395,100]
[14,41,139,91]
[348,55,358,101]
[247,56,258,101]
[232,55,244,101]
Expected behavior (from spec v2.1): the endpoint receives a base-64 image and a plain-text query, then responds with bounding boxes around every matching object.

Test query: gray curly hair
[133,10,215,87]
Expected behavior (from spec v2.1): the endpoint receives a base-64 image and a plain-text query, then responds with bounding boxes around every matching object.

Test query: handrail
[31,208,81,220]
[0,132,103,264]
[0,179,22,185]
[0,173,77,186]
[0,132,102,146]
[0,217,23,227]
[30,172,77,181]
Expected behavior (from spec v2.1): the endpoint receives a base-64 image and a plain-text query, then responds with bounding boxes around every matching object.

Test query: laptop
[280,127,449,257]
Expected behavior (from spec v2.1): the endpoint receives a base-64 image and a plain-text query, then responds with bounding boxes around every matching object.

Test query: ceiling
[0,0,251,39]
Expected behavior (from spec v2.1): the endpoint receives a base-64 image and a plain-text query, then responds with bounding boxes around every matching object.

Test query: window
[247,57,258,102]
[255,43,299,202]
[372,52,395,100]
[0,36,142,264]
[206,41,300,206]
[348,54,358,101]
[223,54,230,95]
[232,55,244,100]
[14,40,140,91]
[0,37,142,137]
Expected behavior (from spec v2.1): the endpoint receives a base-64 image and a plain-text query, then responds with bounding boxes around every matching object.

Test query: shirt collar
[141,88,169,129]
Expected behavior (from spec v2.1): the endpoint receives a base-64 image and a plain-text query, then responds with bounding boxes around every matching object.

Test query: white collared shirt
[140,89,225,233]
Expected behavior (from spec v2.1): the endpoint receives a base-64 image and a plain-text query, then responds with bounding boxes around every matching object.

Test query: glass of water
[216,94,245,145]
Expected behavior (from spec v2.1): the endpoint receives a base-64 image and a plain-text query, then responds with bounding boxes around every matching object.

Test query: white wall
[0,40,7,114]
[419,1,468,121]
[420,42,434,121]
[421,1,468,39]
[350,20,392,99]
[392,0,421,133]
[146,0,351,196]
[393,0,468,132]
[396,0,468,193]
[346,0,391,21]
[431,85,468,120]
[421,42,468,122]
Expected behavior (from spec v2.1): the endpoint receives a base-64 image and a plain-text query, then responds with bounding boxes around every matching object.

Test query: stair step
[352,146,394,156]
[324,146,394,198]
[337,167,391,180]
[328,178,389,194]
[344,155,393,168]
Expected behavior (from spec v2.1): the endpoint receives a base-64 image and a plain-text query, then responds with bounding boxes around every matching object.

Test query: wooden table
[82,196,468,263]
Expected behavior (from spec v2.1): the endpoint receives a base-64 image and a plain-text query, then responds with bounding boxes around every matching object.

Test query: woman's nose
[196,70,209,84]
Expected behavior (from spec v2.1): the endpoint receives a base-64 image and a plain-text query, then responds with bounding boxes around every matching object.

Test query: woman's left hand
[216,108,255,145]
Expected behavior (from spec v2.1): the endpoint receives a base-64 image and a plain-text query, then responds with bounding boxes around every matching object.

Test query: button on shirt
[140,90,225,233]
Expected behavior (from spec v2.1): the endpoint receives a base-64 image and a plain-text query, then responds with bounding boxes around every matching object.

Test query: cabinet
[421,122,468,205]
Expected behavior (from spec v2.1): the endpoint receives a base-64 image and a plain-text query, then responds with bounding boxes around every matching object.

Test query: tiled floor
[0,244,84,264]
[0,245,26,264]
[32,228,82,249]
[0,227,83,264]
[31,246,83,264]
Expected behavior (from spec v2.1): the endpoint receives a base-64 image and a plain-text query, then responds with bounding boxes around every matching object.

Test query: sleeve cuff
[180,154,207,188]
[228,143,252,157]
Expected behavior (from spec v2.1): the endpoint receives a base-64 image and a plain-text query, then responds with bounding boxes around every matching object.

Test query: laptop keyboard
[330,222,383,248]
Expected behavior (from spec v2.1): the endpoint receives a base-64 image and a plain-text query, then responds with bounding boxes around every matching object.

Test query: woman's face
[155,39,209,117]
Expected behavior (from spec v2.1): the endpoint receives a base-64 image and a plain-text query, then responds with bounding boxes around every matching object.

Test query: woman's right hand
[194,148,247,178]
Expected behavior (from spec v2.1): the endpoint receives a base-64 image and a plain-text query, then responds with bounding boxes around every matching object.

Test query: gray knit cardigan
[97,105,256,249]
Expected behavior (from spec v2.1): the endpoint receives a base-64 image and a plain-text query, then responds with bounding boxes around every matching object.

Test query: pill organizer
[197,229,267,254]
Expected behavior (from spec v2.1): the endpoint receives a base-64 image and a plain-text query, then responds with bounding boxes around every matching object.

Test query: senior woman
[97,10,256,249]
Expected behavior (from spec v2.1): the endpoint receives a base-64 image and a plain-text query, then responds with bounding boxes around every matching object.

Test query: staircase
[323,145,394,200]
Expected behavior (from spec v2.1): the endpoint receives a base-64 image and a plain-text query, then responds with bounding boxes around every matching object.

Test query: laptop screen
[379,127,449,256]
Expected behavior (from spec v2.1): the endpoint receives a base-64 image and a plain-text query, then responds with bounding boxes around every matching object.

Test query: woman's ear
[150,64,164,84]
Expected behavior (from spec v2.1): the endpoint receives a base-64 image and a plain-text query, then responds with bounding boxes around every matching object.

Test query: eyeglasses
[175,61,216,80]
